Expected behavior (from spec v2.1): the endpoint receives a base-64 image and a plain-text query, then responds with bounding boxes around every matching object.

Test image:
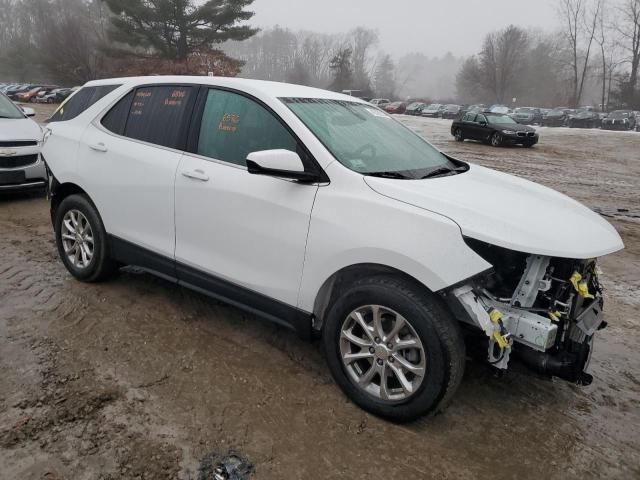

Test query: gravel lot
[1,107,639,479]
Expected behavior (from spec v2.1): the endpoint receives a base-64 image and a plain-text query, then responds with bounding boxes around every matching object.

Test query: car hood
[0,117,42,141]
[364,164,623,259]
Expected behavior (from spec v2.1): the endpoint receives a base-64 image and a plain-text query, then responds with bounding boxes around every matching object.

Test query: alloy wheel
[61,209,94,269]
[339,305,426,402]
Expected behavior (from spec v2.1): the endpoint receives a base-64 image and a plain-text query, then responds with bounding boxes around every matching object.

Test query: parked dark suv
[601,110,636,131]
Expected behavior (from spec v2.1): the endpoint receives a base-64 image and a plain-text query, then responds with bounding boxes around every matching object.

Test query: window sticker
[218,113,241,133]
[131,90,152,116]
[164,89,187,107]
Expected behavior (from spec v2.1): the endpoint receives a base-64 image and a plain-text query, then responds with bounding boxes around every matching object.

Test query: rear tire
[322,275,465,422]
[54,194,118,283]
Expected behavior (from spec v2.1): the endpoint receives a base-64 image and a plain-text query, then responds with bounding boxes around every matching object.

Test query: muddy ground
[1,108,639,479]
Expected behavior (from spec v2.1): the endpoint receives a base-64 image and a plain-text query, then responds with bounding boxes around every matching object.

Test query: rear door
[78,84,196,260]
[474,114,491,141]
[460,113,478,139]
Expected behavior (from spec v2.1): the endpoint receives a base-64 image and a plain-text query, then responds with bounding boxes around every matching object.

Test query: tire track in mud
[0,204,193,479]
[3,124,640,480]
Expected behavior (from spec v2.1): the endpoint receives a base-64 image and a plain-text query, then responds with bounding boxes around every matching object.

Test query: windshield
[486,114,517,125]
[0,93,24,119]
[516,108,534,113]
[609,111,630,119]
[283,98,454,178]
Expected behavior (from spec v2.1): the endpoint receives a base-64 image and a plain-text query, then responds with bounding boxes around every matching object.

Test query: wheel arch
[311,263,436,332]
[49,179,94,226]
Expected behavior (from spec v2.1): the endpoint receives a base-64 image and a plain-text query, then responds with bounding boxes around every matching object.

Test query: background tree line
[456,0,640,109]
[0,0,258,84]
[1,0,638,108]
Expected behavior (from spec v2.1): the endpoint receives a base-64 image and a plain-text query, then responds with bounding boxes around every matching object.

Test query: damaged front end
[444,238,607,385]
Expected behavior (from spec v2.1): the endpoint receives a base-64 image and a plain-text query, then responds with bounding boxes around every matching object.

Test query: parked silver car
[0,92,46,191]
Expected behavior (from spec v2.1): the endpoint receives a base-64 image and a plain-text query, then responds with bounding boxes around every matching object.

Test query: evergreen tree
[329,47,353,92]
[104,0,258,60]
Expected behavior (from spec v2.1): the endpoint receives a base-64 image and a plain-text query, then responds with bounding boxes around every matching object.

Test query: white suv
[43,76,623,421]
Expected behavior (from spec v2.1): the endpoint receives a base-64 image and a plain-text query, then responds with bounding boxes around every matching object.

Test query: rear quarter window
[48,85,121,122]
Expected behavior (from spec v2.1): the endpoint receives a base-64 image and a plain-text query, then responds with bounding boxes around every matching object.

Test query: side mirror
[22,106,35,117]
[246,149,321,183]
[479,121,487,126]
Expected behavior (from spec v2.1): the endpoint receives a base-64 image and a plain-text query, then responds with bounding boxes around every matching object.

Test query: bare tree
[558,0,602,107]
[374,53,396,98]
[477,25,529,103]
[613,0,640,105]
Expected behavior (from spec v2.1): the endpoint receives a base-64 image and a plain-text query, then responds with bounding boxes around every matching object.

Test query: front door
[174,88,319,308]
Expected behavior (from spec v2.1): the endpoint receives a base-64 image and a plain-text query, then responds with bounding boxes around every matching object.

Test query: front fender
[297,173,491,312]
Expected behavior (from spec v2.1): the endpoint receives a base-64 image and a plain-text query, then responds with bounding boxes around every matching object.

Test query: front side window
[49,85,120,122]
[123,86,194,148]
[283,98,453,178]
[197,89,298,166]
[463,113,475,122]
[0,92,24,119]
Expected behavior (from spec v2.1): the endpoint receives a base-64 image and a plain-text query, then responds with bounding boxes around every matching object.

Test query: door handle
[181,169,209,182]
[89,142,108,152]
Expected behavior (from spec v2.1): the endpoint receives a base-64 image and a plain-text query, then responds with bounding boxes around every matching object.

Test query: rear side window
[49,85,120,122]
[121,86,194,149]
[196,89,298,166]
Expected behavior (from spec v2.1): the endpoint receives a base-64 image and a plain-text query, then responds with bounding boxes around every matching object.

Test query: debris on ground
[197,450,253,480]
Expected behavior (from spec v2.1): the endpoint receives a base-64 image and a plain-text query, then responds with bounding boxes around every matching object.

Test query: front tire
[491,132,503,147]
[322,275,465,422]
[54,194,117,282]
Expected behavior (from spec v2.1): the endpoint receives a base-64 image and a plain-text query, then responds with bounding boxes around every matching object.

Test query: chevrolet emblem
[0,148,18,157]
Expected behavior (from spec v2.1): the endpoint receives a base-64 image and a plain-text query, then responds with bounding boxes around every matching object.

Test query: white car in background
[0,92,45,191]
[370,98,390,107]
[43,76,623,421]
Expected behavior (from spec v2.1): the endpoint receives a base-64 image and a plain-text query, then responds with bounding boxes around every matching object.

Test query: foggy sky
[251,0,558,57]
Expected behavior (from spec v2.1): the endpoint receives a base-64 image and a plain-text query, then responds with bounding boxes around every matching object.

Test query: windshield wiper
[366,171,411,179]
[420,166,467,179]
